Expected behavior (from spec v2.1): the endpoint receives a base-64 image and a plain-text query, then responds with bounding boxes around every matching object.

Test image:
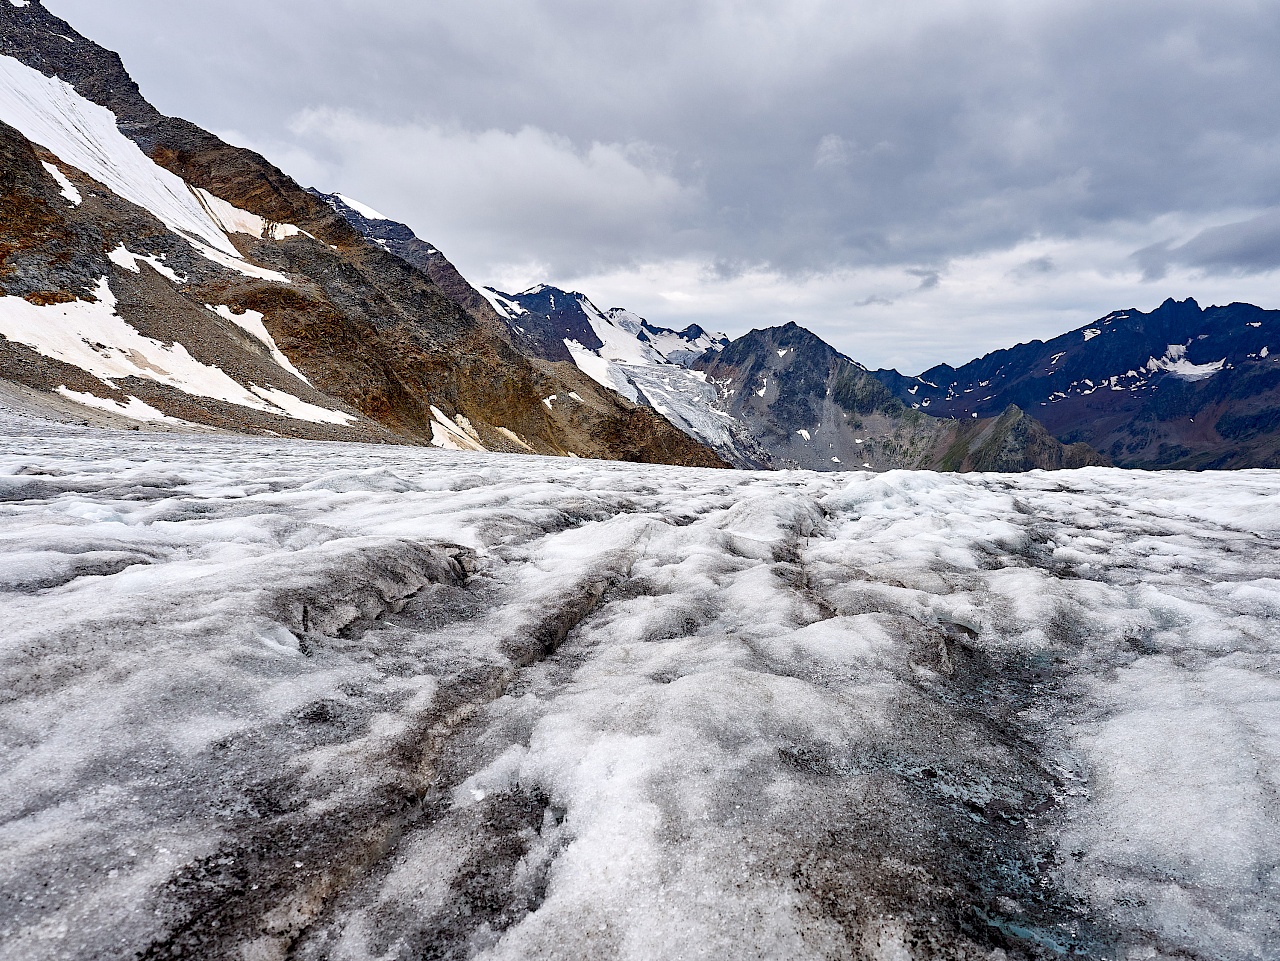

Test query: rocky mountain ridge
[426,274,1106,472]
[695,322,1105,471]
[0,0,725,467]
[871,297,1280,468]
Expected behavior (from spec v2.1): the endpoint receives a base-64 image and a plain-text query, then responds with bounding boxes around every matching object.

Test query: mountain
[0,2,724,467]
[481,284,727,369]
[474,284,771,467]
[479,284,727,372]
[872,298,1280,468]
[458,281,1105,472]
[696,322,1105,471]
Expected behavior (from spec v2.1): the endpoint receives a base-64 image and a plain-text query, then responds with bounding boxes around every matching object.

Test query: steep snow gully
[1,406,1277,961]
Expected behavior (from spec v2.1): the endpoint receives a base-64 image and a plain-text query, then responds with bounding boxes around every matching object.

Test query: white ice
[0,414,1276,961]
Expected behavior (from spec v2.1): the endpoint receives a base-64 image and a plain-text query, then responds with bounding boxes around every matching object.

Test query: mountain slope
[480,284,727,374]
[472,284,769,466]
[697,323,1106,471]
[872,298,1280,468]
[0,1,725,467]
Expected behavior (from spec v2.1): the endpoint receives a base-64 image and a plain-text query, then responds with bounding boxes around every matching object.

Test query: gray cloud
[907,268,942,291]
[1011,255,1056,280]
[38,0,1280,366]
[1135,209,1280,280]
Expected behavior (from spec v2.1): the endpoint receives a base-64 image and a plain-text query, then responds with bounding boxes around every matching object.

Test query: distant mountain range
[870,298,1280,469]
[1,1,1276,471]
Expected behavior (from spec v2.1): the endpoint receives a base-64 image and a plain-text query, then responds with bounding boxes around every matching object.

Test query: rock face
[459,283,768,467]
[464,291,1105,473]
[872,297,1280,469]
[697,323,1108,471]
[0,1,725,467]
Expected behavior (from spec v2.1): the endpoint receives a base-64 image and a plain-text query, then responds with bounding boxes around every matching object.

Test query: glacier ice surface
[0,408,1276,960]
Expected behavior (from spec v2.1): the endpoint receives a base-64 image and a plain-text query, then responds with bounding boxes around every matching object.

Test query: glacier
[0,403,1277,960]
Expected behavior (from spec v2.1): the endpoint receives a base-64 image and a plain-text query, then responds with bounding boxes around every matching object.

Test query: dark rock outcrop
[698,323,1108,471]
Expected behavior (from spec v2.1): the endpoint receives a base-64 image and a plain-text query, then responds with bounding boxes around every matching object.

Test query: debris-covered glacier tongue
[1,406,1276,961]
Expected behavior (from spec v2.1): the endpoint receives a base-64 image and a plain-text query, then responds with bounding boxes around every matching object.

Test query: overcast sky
[44,0,1280,372]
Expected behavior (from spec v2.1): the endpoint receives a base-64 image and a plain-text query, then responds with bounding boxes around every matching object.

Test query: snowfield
[1,407,1277,961]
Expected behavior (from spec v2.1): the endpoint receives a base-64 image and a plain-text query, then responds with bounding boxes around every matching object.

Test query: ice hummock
[0,408,1276,960]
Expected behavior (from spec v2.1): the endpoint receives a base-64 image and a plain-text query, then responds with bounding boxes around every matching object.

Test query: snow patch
[107,244,184,283]
[55,386,194,426]
[1083,328,1101,342]
[186,240,290,284]
[207,305,309,384]
[479,287,527,319]
[247,386,354,425]
[495,427,533,451]
[0,278,344,422]
[335,193,388,221]
[1147,344,1226,382]
[429,406,485,451]
[796,429,811,442]
[0,56,239,257]
[40,160,80,205]
[193,188,301,241]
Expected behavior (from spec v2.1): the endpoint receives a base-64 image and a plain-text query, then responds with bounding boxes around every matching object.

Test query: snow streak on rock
[0,54,241,258]
[0,407,1276,961]
[0,280,352,424]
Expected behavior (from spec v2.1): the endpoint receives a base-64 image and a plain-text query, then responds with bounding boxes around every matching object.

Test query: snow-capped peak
[333,193,388,221]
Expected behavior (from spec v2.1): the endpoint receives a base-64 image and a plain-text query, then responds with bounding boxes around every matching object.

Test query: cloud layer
[44,0,1280,369]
